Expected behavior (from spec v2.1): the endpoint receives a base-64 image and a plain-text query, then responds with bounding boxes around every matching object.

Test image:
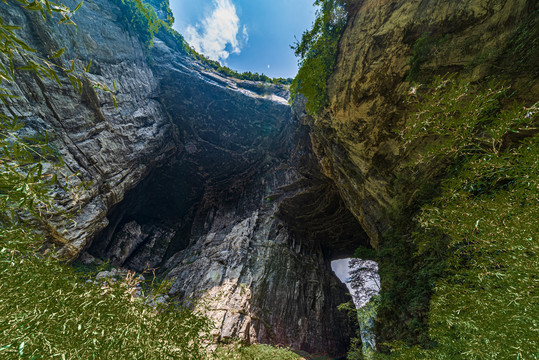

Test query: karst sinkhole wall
[87,119,370,355]
[0,0,371,354]
[85,37,371,354]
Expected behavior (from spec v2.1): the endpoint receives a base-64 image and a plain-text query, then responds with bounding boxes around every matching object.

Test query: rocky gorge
[1,0,537,357]
[1,0,369,355]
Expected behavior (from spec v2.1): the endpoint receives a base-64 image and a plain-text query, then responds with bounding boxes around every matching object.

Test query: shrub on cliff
[118,0,162,49]
[291,0,348,115]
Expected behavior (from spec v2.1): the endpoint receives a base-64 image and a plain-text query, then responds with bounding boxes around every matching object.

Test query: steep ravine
[89,36,370,353]
[1,0,370,355]
[304,0,538,350]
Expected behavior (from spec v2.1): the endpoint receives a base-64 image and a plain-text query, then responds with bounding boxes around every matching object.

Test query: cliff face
[1,0,369,355]
[299,0,538,350]
[308,0,538,247]
[1,0,176,256]
[89,35,368,353]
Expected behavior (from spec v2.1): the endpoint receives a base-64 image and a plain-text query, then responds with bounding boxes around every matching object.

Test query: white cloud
[184,0,248,63]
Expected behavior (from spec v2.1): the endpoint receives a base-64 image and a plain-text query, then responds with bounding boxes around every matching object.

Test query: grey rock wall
[1,0,369,355]
[1,0,176,257]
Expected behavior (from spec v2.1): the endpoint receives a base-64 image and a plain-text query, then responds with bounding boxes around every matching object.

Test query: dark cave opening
[83,127,371,356]
[81,60,372,353]
[88,157,205,272]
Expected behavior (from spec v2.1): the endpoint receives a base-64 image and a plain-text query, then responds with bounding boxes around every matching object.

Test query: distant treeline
[117,0,292,86]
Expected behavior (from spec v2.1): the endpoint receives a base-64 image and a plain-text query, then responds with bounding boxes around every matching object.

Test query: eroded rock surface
[308,0,538,246]
[1,0,369,355]
[0,0,175,257]
[89,36,369,354]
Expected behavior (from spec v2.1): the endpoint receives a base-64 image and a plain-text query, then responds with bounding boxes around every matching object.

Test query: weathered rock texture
[307,0,538,247]
[1,0,370,355]
[88,35,368,353]
[1,0,175,256]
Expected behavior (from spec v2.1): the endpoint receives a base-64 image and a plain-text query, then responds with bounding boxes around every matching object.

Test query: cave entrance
[87,158,205,272]
[331,257,380,358]
[331,258,380,309]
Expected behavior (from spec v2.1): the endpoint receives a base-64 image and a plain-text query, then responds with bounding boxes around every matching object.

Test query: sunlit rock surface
[0,0,176,257]
[0,0,370,355]
[307,0,538,247]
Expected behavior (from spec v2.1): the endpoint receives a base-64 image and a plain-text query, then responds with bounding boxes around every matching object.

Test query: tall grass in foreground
[374,76,538,359]
[0,227,214,359]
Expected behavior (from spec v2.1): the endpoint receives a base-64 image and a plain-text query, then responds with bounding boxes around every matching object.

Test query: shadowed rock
[0,0,369,355]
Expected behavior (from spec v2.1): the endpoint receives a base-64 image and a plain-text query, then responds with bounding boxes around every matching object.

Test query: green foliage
[373,76,538,359]
[338,300,364,360]
[145,0,174,26]
[191,57,292,85]
[0,232,214,359]
[117,0,162,50]
[0,1,117,224]
[214,343,302,360]
[0,116,62,225]
[0,1,111,98]
[372,221,443,351]
[291,0,347,114]
[357,297,380,360]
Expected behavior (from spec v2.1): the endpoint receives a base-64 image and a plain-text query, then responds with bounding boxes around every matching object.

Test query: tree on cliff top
[291,0,347,114]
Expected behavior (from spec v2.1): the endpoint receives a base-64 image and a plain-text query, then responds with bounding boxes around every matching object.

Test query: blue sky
[169,0,317,79]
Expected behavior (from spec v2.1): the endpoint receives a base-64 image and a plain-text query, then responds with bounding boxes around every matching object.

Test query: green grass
[370,76,538,359]
[215,343,303,360]
[0,228,214,359]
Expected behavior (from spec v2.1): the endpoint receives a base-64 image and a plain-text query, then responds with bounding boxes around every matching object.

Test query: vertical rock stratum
[1,0,369,355]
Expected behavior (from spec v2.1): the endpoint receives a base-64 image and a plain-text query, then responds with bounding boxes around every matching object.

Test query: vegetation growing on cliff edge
[117,0,292,85]
[118,0,163,49]
[157,23,293,85]
[362,76,538,359]
[291,0,348,114]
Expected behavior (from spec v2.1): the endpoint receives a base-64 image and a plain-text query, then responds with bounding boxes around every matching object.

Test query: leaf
[85,59,92,73]
[0,92,19,99]
[74,1,84,12]
[50,47,65,59]
[49,68,62,87]
[23,1,42,11]
[16,65,35,71]
[0,24,21,31]
[18,341,24,356]
[67,74,82,93]
[67,59,75,73]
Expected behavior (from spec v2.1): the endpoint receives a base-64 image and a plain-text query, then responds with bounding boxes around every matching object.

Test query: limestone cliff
[306,0,538,247]
[1,0,176,256]
[0,0,369,355]
[299,0,538,349]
